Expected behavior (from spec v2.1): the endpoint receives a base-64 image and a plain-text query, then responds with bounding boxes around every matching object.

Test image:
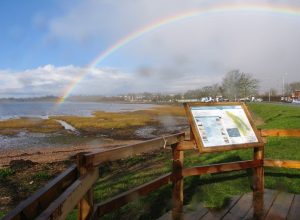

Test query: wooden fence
[2,129,300,220]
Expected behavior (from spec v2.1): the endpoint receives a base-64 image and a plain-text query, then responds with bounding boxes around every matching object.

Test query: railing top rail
[261,129,300,137]
[83,132,185,167]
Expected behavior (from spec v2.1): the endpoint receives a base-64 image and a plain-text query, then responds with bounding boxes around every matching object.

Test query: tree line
[183,69,259,100]
[124,69,300,102]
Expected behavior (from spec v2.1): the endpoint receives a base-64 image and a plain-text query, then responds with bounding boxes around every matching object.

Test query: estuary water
[0,101,156,120]
[0,101,156,149]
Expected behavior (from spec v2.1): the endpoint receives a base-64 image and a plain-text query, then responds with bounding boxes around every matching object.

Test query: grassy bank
[51,105,185,135]
[248,103,300,129]
[0,118,64,135]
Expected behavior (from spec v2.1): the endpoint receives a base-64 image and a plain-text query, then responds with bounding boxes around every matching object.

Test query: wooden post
[189,125,194,141]
[252,190,264,220]
[252,146,264,219]
[253,147,264,192]
[77,153,94,220]
[171,143,184,220]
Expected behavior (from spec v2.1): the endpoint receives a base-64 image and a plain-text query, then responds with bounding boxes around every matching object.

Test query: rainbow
[57,3,300,104]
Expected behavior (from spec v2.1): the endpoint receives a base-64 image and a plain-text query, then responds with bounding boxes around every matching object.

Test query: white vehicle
[292,99,300,104]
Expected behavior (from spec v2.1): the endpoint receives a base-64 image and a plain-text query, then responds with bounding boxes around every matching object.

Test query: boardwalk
[157,189,300,220]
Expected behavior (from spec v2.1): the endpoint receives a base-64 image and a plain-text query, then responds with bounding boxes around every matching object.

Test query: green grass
[88,135,300,219]
[32,171,52,181]
[84,103,300,219]
[0,168,15,178]
[247,103,300,129]
[0,211,6,218]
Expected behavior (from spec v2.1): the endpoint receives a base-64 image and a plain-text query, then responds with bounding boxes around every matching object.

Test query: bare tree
[286,81,300,95]
[222,70,241,100]
[239,72,259,98]
[222,70,259,100]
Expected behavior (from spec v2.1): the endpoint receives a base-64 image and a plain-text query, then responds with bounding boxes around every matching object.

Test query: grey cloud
[15,0,300,95]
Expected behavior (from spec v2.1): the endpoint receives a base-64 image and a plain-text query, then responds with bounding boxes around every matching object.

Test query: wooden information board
[184,102,263,153]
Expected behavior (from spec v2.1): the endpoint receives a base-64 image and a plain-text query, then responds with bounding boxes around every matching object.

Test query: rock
[9,159,38,170]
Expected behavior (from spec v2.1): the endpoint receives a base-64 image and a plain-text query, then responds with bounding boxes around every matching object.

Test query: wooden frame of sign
[184,102,264,153]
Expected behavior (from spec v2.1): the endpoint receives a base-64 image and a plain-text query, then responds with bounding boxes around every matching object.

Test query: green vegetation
[0,211,6,218]
[52,111,153,133]
[88,137,300,219]
[247,103,300,129]
[86,103,300,219]
[0,118,63,135]
[51,105,185,134]
[0,168,15,178]
[32,171,52,181]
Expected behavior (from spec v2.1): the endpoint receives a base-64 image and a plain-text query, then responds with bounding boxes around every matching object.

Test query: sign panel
[184,102,263,153]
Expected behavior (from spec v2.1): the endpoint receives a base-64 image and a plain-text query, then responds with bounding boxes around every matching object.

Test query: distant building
[291,90,300,100]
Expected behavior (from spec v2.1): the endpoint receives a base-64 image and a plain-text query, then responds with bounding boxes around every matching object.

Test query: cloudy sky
[1,0,300,97]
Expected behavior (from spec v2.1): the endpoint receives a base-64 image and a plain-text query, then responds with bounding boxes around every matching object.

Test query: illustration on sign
[191,105,258,147]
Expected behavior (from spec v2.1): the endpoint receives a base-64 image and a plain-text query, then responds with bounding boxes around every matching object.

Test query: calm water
[0,101,156,120]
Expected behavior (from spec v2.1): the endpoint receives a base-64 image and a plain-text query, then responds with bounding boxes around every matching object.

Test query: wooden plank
[182,160,263,178]
[2,164,78,220]
[183,204,209,219]
[36,168,99,220]
[264,159,300,169]
[200,196,241,220]
[222,193,253,220]
[242,189,278,220]
[156,211,172,220]
[176,140,196,151]
[265,191,294,220]
[261,129,300,137]
[93,173,171,218]
[85,133,185,167]
[287,194,300,220]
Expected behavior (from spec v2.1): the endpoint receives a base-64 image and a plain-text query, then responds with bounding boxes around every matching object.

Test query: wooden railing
[2,129,300,220]
[2,133,185,220]
[261,129,300,170]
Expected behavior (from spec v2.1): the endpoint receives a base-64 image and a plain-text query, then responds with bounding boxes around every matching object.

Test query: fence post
[253,146,264,192]
[171,143,184,220]
[253,146,264,193]
[77,153,94,220]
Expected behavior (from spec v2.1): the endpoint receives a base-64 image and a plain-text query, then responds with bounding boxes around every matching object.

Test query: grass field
[248,103,300,129]
[84,103,300,219]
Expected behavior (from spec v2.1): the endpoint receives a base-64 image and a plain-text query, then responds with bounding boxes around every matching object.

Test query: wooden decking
[157,189,300,220]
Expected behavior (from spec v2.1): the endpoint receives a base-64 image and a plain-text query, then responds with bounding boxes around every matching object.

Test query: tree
[222,70,241,100]
[286,81,300,95]
[239,72,259,98]
[222,70,259,100]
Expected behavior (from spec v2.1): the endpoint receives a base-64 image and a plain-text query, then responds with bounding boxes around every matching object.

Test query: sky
[1,0,300,97]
